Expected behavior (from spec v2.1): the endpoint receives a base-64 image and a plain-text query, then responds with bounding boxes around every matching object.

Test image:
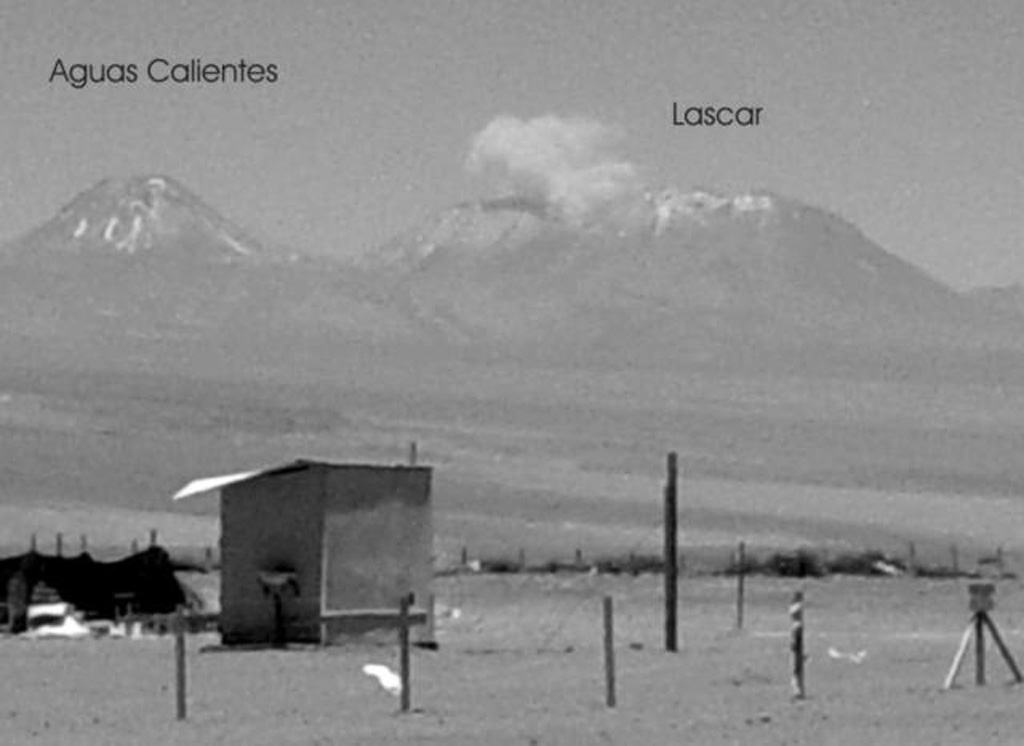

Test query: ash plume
[466,115,644,227]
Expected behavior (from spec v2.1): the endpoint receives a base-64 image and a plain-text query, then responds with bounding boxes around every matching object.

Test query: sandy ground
[4,574,1024,745]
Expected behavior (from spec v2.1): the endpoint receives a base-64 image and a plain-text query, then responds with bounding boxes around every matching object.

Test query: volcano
[3,174,1024,517]
[7,175,271,263]
[2,176,1020,382]
[358,187,1015,374]
[0,175,406,378]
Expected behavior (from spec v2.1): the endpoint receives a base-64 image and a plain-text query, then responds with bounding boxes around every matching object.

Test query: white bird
[827,647,867,664]
[362,664,402,696]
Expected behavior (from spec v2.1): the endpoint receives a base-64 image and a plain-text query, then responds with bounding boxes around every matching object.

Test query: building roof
[172,459,429,500]
[172,460,316,500]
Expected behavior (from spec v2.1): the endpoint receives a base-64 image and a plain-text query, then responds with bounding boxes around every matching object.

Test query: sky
[0,0,1021,289]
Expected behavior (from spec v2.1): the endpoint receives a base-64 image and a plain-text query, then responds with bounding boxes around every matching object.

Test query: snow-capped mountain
[359,185,1002,370]
[0,176,405,373]
[1,175,1019,381]
[7,175,269,263]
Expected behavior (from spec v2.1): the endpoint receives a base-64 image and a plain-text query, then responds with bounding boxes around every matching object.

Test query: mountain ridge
[3,174,1022,381]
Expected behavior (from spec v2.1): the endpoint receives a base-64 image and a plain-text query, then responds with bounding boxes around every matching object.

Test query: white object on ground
[25,615,91,639]
[827,646,867,663]
[362,664,402,696]
[872,560,903,577]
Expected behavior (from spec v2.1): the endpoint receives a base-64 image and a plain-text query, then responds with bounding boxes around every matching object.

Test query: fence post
[790,589,805,699]
[736,540,746,631]
[175,606,187,721]
[398,594,411,713]
[603,596,616,708]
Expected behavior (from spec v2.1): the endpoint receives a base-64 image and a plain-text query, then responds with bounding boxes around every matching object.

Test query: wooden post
[56,532,63,557]
[408,441,418,466]
[790,589,805,699]
[174,606,187,721]
[204,546,214,570]
[603,596,616,708]
[736,540,746,631]
[80,535,87,554]
[150,529,158,547]
[398,594,411,713]
[29,533,36,552]
[575,548,583,567]
[460,546,468,567]
[664,451,679,652]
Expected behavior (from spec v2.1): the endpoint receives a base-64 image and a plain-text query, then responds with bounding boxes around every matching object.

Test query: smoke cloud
[466,115,643,226]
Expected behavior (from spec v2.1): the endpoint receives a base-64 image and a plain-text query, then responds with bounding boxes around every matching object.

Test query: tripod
[943,583,1023,689]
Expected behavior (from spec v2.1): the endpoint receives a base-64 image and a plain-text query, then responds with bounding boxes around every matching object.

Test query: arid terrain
[4,575,1024,745]
[4,176,1024,743]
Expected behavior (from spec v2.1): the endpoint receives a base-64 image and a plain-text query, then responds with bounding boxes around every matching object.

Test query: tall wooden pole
[664,451,679,652]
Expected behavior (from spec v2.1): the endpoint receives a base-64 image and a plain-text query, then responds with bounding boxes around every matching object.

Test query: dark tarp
[1,547,186,633]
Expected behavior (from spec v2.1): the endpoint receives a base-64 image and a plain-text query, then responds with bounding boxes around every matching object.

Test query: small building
[173,459,432,645]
